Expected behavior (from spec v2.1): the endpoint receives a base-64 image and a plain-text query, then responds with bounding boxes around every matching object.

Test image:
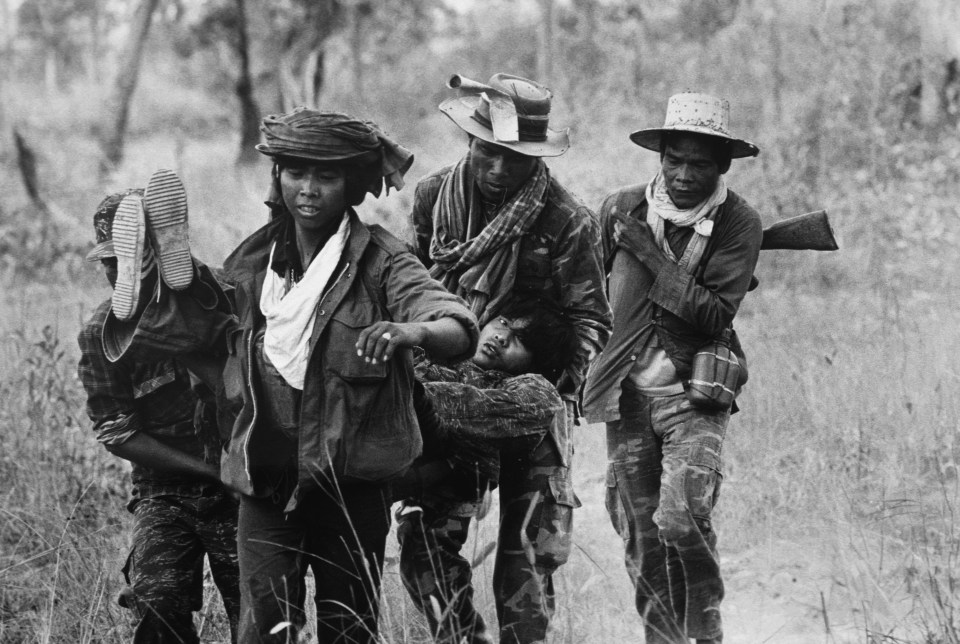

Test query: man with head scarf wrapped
[215,108,478,644]
[407,73,611,644]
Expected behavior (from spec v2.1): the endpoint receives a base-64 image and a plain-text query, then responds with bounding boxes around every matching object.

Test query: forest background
[1,0,960,642]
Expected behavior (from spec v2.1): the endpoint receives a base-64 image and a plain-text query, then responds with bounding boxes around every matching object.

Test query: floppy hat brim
[85,240,115,262]
[630,126,760,159]
[440,96,569,158]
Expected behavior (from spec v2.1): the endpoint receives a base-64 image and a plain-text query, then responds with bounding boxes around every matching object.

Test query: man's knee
[657,454,722,543]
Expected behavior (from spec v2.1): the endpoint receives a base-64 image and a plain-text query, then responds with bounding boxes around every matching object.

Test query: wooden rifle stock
[761,210,839,251]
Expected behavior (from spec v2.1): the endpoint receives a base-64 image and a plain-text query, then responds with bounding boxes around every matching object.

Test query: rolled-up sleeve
[77,315,140,446]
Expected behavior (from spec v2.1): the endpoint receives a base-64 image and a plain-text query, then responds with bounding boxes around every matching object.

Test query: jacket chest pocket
[324,298,388,382]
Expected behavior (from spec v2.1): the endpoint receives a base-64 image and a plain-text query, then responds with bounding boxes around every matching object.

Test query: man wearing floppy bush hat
[582,93,763,644]
[405,73,611,644]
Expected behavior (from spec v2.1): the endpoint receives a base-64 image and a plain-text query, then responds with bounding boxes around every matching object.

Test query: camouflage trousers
[605,387,728,644]
[397,438,578,644]
[123,490,241,644]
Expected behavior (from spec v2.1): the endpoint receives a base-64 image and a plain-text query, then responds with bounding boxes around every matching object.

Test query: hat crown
[663,92,732,137]
[439,72,570,156]
[487,73,552,116]
[627,91,759,159]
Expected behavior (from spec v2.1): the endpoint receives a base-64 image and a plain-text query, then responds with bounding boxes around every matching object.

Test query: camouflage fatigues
[77,301,240,644]
[397,504,489,644]
[411,164,612,441]
[398,438,576,644]
[410,159,609,643]
[494,438,577,644]
[584,184,761,644]
[124,492,240,644]
[397,357,574,644]
[606,386,727,644]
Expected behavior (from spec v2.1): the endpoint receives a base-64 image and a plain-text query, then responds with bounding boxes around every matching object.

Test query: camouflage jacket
[410,164,612,399]
[416,355,563,445]
[77,300,220,495]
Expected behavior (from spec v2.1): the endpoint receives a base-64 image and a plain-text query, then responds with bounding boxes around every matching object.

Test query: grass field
[2,278,957,643]
[1,94,958,642]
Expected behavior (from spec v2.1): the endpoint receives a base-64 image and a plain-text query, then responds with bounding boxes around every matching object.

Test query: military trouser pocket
[680,444,723,524]
[525,469,579,571]
[604,466,628,540]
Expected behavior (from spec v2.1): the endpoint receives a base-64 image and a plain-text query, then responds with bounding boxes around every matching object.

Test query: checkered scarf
[428,157,549,325]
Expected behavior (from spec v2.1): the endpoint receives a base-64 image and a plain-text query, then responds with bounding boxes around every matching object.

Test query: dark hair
[659,131,732,174]
[275,158,380,207]
[498,297,577,383]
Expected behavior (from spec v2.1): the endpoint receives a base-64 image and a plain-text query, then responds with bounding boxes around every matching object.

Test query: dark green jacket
[218,212,478,508]
[583,184,762,422]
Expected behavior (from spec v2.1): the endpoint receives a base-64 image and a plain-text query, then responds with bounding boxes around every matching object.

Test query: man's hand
[356,321,427,365]
[613,213,668,274]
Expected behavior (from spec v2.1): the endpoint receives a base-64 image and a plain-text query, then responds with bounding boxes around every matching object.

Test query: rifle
[761,210,838,251]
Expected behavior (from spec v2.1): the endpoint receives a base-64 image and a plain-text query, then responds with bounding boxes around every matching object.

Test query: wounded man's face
[472,316,533,374]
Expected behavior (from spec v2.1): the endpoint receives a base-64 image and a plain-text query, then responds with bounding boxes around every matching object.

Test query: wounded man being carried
[395,298,578,644]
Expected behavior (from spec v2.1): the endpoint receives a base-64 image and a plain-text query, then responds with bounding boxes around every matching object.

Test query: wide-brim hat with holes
[439,73,570,157]
[629,92,760,159]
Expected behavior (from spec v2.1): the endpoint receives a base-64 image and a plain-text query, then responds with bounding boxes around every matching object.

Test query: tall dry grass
[3,264,957,643]
[2,25,960,639]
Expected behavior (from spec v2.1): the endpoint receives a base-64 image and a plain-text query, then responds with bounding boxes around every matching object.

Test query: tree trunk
[309,48,325,105]
[234,0,261,165]
[768,12,784,127]
[1,0,13,86]
[537,0,554,83]
[99,0,160,173]
[86,0,102,85]
[918,0,960,128]
[350,2,364,101]
[43,50,58,94]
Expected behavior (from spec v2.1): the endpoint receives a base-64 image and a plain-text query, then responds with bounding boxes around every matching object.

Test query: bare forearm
[105,433,220,484]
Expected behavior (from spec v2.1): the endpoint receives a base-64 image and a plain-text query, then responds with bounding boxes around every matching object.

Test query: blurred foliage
[0,0,957,289]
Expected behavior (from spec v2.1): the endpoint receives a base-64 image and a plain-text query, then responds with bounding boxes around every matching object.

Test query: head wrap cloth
[257,108,414,199]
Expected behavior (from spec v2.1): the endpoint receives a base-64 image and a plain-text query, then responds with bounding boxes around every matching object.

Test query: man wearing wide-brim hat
[402,73,612,644]
[582,92,763,644]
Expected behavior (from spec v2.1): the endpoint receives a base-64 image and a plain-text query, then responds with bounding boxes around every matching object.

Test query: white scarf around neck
[260,213,351,389]
[645,171,727,273]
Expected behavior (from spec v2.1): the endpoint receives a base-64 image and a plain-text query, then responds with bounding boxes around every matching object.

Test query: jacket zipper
[241,327,258,482]
[318,262,351,311]
[287,260,351,507]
